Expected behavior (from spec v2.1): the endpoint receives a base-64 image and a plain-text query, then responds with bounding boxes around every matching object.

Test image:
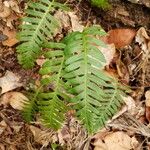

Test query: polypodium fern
[63,26,125,133]
[17,0,68,68]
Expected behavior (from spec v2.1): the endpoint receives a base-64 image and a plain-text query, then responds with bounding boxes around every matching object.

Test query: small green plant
[90,0,110,9]
[17,0,68,68]
[18,0,127,134]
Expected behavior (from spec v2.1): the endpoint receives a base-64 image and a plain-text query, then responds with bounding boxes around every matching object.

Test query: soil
[0,0,150,149]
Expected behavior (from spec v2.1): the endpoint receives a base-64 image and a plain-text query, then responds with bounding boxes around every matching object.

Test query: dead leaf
[104,29,136,48]
[98,43,116,67]
[68,12,84,32]
[4,0,22,14]
[0,120,7,135]
[0,92,29,110]
[145,90,150,122]
[0,2,11,18]
[2,27,18,46]
[145,90,150,107]
[0,71,23,95]
[135,27,150,56]
[94,131,138,150]
[30,125,54,147]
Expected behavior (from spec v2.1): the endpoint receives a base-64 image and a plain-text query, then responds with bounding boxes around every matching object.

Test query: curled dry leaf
[94,131,139,150]
[0,92,29,110]
[103,29,136,48]
[0,71,23,95]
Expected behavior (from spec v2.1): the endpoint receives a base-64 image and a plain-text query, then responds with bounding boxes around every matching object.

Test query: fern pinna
[17,0,68,68]
[63,26,125,134]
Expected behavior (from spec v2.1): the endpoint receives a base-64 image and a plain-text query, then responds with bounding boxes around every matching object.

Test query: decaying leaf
[93,131,139,150]
[145,90,150,122]
[30,125,55,147]
[104,28,136,48]
[0,71,23,95]
[54,10,84,33]
[68,12,84,32]
[98,43,116,67]
[3,0,22,14]
[0,120,7,135]
[135,27,150,56]
[2,27,18,46]
[0,2,11,18]
[145,90,150,107]
[0,92,29,110]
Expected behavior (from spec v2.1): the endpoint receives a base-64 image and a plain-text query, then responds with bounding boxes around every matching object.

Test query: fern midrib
[82,35,90,131]
[27,0,55,46]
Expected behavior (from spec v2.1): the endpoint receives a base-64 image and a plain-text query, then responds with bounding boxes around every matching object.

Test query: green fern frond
[63,26,125,133]
[37,42,69,129]
[17,0,68,68]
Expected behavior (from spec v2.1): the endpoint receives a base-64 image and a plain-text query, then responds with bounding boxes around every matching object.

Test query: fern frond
[63,26,125,133]
[17,0,68,68]
[37,42,69,129]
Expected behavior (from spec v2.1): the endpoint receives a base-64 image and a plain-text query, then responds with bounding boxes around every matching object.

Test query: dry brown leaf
[135,27,150,56]
[94,131,138,150]
[0,92,28,110]
[0,120,7,135]
[4,0,21,13]
[54,11,84,34]
[2,27,18,46]
[0,2,11,18]
[30,125,54,147]
[105,29,136,48]
[68,12,84,32]
[0,71,23,95]
[145,90,150,107]
[145,90,150,122]
[98,43,116,67]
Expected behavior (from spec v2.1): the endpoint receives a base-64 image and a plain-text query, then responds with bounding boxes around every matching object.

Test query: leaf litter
[1,0,150,149]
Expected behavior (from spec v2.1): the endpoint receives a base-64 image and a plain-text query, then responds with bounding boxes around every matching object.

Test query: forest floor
[0,0,150,149]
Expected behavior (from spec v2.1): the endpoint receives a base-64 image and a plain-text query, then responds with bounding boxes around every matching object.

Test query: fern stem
[82,35,90,132]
